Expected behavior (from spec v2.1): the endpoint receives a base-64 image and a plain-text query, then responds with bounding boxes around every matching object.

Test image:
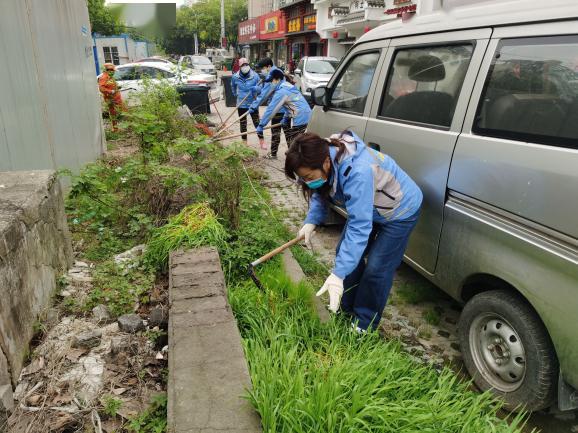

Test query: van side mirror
[294,68,302,76]
[311,86,328,107]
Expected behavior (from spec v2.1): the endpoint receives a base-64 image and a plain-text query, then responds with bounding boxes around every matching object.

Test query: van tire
[458,289,558,411]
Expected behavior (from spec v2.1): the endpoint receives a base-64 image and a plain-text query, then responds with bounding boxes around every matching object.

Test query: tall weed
[144,203,228,271]
[229,273,527,433]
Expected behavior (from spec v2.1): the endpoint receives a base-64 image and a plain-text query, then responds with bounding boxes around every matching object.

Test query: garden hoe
[211,123,282,142]
[248,235,304,291]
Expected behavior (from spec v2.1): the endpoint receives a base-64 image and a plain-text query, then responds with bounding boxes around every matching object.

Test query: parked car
[308,0,578,413]
[106,61,217,105]
[179,55,217,76]
[135,56,176,65]
[294,56,339,102]
[205,48,232,69]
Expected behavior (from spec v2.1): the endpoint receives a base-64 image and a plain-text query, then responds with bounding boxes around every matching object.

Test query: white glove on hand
[316,273,344,313]
[298,223,316,249]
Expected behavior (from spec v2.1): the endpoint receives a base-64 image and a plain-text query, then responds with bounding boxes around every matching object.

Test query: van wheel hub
[470,314,526,391]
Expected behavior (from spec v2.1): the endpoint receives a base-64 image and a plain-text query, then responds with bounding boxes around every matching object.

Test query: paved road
[207,95,577,433]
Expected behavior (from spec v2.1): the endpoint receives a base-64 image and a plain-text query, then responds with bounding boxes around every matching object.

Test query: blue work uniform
[304,130,423,330]
[258,81,312,128]
[231,69,260,108]
[249,65,286,115]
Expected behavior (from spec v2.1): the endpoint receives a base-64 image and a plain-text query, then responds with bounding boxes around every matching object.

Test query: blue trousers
[339,210,420,330]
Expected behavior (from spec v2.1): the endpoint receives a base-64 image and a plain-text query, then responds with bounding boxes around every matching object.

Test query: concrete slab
[168,248,261,433]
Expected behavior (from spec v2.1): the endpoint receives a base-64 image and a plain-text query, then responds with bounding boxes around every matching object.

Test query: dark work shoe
[264,153,277,160]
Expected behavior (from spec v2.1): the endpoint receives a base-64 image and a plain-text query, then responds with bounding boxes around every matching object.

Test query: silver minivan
[309,0,578,412]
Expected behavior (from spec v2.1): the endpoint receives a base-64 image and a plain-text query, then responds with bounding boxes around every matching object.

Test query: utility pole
[220,0,226,49]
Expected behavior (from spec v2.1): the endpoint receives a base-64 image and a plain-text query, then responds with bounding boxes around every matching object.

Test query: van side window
[379,44,473,128]
[329,51,380,114]
[474,36,578,149]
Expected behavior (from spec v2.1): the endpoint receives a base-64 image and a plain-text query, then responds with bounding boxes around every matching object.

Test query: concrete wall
[0,0,105,173]
[0,171,72,415]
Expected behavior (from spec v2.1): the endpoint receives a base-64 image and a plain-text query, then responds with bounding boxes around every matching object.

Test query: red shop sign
[259,10,286,40]
[238,18,260,43]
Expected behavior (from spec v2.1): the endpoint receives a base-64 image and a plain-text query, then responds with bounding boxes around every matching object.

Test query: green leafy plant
[102,395,123,418]
[129,393,167,433]
[84,261,155,317]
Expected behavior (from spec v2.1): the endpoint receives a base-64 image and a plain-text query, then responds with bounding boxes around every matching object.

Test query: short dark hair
[265,69,285,82]
[256,57,273,68]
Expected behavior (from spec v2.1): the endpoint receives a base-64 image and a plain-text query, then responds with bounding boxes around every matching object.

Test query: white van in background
[309,0,578,412]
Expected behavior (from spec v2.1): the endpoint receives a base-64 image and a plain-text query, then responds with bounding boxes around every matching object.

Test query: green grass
[393,279,441,305]
[423,308,442,326]
[229,268,527,433]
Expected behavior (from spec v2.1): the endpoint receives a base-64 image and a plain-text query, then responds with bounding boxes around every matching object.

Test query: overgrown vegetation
[57,78,290,431]
[58,77,528,433]
[228,266,527,433]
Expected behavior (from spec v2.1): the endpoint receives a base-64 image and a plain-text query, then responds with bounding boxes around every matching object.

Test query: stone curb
[167,247,261,433]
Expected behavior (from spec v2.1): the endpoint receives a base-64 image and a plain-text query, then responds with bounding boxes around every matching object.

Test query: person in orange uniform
[98,63,124,131]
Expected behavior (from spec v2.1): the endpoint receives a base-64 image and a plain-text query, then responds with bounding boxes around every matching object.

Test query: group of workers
[231,57,311,159]
[98,56,422,333]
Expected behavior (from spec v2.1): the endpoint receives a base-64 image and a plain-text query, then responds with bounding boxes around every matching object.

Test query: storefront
[258,10,287,67]
[237,18,260,63]
[282,0,325,71]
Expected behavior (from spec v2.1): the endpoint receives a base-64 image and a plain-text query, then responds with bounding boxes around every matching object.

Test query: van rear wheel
[458,290,558,411]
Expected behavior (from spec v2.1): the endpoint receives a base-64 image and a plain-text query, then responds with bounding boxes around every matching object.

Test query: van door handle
[368,142,380,151]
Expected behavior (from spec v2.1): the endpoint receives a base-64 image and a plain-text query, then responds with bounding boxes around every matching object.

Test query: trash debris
[114,244,146,270]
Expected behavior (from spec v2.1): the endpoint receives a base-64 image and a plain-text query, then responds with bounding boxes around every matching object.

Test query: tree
[162,0,248,55]
[87,0,124,35]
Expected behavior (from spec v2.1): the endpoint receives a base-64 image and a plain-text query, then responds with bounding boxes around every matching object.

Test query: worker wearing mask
[255,69,311,158]
[231,58,265,147]
[249,58,292,159]
[285,130,423,332]
[98,63,124,132]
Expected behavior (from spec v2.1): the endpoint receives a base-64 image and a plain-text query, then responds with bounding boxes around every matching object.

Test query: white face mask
[241,65,250,74]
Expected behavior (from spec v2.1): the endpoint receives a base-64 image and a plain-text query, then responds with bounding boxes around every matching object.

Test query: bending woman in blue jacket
[285,130,423,332]
[255,69,312,157]
[231,58,265,147]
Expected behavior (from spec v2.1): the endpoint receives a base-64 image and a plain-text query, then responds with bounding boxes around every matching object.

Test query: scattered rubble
[114,244,146,270]
[5,247,169,432]
[149,306,168,328]
[92,304,112,323]
[118,314,145,333]
[71,330,102,349]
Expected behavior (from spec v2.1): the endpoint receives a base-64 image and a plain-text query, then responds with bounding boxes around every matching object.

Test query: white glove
[316,273,344,313]
[298,223,316,249]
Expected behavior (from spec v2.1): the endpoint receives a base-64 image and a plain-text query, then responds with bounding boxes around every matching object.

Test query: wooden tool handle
[212,123,282,142]
[251,235,305,267]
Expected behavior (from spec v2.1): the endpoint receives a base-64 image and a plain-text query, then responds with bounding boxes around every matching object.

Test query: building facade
[239,0,441,66]
[281,0,325,70]
[93,34,156,74]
